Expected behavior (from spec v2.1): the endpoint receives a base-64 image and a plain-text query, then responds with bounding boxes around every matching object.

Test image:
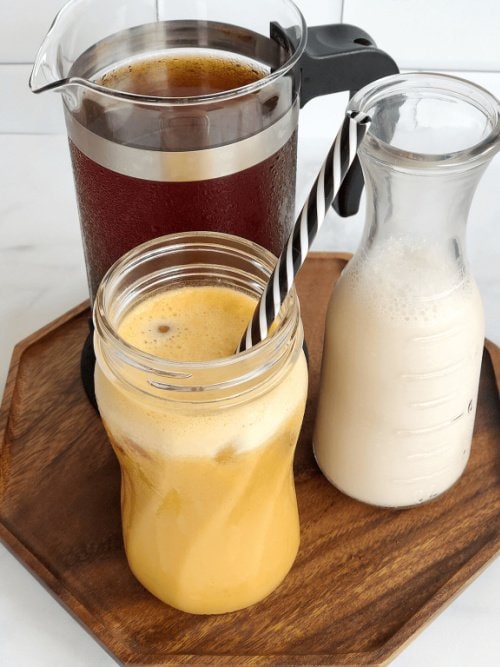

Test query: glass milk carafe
[30,0,398,301]
[314,73,500,508]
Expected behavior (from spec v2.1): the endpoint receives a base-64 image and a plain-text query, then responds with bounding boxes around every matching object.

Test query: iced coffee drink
[93,233,308,614]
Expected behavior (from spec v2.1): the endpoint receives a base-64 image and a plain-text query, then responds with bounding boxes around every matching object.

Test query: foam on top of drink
[340,237,478,325]
[96,285,307,458]
[118,285,255,361]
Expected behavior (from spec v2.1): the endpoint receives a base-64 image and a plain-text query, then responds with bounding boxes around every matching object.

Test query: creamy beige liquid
[314,242,484,508]
[95,285,308,613]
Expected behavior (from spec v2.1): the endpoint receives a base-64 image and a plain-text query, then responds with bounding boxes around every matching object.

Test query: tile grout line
[3,63,499,75]
[401,67,500,74]
[340,0,345,23]
[0,131,66,136]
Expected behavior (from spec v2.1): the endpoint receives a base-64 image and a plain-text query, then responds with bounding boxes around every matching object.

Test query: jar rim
[349,72,500,170]
[93,232,302,399]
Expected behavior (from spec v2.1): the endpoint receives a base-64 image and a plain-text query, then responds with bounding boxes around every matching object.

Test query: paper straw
[238,110,371,352]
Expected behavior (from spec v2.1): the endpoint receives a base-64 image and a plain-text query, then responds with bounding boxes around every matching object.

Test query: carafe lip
[30,2,307,106]
[349,72,500,170]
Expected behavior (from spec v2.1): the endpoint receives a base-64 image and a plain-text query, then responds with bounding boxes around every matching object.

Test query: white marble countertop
[1,77,499,666]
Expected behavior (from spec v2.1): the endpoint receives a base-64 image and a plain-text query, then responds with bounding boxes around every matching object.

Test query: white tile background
[2,0,500,133]
[343,0,500,71]
[2,0,500,68]
[0,2,499,667]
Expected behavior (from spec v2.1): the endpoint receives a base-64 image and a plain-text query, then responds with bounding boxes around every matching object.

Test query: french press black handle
[298,24,399,217]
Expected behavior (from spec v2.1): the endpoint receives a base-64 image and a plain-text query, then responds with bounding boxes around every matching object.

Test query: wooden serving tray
[1,253,499,666]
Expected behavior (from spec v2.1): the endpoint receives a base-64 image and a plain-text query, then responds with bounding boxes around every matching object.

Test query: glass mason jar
[93,231,308,613]
[314,73,500,509]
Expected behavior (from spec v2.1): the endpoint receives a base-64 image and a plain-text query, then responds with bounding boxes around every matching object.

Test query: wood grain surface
[0,253,499,666]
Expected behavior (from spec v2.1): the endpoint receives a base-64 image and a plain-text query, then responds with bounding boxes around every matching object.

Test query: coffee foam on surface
[117,285,257,362]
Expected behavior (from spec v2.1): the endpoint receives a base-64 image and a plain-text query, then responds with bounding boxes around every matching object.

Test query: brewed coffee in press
[30,0,398,406]
[69,49,296,299]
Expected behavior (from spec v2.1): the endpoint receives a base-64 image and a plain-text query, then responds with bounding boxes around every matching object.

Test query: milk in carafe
[314,240,484,507]
[313,73,499,508]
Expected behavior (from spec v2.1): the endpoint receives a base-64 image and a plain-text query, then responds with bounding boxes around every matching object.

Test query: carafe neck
[348,72,500,274]
[359,152,488,266]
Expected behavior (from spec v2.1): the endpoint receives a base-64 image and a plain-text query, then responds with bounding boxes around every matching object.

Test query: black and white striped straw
[238,109,371,352]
